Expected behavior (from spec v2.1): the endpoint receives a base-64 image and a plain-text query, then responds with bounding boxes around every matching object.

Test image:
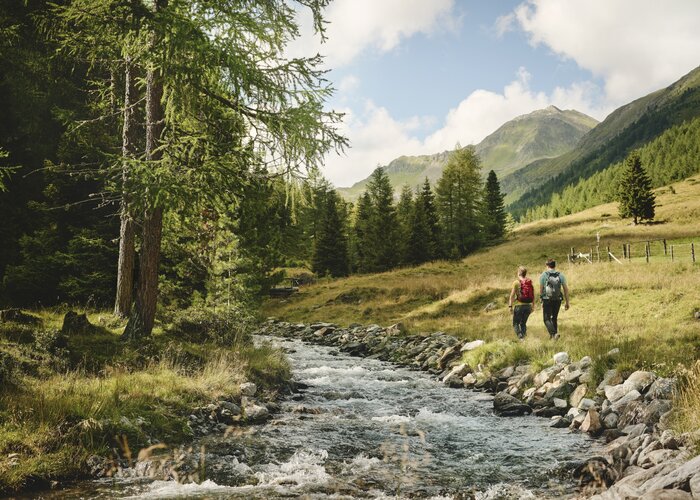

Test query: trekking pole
[607,245,611,262]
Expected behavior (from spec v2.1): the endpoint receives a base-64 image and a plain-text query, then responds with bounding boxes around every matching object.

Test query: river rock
[553,397,568,409]
[660,430,679,450]
[623,371,656,394]
[553,352,569,364]
[578,398,596,411]
[437,344,462,369]
[645,377,676,401]
[604,383,627,403]
[597,369,622,395]
[611,389,642,411]
[690,471,700,497]
[603,412,619,429]
[497,366,515,380]
[551,415,572,428]
[569,384,588,407]
[386,323,406,336]
[240,382,257,397]
[462,373,477,386]
[580,409,601,434]
[243,402,269,423]
[619,399,672,428]
[579,356,592,368]
[493,391,532,416]
[622,423,649,439]
[642,454,700,491]
[534,365,564,387]
[573,456,616,488]
[443,363,471,387]
[460,340,485,352]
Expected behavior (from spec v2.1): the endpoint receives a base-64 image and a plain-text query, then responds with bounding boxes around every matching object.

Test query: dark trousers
[512,304,532,338]
[542,299,562,337]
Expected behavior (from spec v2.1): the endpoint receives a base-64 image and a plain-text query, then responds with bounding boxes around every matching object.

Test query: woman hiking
[508,266,535,340]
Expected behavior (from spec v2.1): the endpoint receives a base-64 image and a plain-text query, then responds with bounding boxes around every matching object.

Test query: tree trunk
[123,47,165,339]
[114,57,137,318]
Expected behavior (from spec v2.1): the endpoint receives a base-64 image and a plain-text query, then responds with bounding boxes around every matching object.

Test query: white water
[48,336,601,499]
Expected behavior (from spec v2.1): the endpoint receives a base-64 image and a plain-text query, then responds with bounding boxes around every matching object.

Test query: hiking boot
[553,333,561,341]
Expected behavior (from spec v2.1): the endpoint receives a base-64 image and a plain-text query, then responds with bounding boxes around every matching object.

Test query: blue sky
[289,0,700,187]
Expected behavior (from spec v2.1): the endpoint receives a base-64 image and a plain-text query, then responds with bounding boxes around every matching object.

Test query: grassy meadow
[0,308,290,493]
[265,176,700,378]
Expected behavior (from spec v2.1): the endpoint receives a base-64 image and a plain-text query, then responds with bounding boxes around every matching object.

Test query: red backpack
[518,278,534,303]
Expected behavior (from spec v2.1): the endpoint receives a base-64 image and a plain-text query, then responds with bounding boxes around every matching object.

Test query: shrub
[167,307,254,346]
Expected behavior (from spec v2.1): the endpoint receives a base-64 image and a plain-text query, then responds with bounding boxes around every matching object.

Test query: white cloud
[493,13,516,38]
[337,75,360,93]
[288,0,459,67]
[513,0,700,104]
[325,68,608,186]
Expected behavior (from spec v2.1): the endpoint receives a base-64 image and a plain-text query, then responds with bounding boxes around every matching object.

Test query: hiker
[539,259,570,339]
[508,266,535,340]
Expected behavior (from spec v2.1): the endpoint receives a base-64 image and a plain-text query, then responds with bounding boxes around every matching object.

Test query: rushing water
[47,336,602,499]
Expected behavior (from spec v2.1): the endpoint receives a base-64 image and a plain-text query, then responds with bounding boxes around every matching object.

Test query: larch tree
[618,152,656,224]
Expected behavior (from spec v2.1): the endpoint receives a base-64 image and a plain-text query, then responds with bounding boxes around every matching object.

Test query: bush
[33,329,67,354]
[167,307,254,346]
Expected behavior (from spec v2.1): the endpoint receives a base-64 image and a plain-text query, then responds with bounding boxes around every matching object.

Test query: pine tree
[365,167,397,272]
[312,191,349,277]
[483,170,507,241]
[408,189,431,265]
[436,146,483,257]
[396,184,414,265]
[618,153,656,224]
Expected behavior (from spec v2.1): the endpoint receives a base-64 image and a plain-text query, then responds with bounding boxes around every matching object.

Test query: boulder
[622,371,656,394]
[442,363,471,387]
[619,399,672,428]
[497,366,515,380]
[534,406,567,418]
[551,416,572,428]
[622,423,649,439]
[597,369,623,395]
[640,490,692,500]
[553,398,568,409]
[569,384,588,408]
[660,430,679,450]
[545,382,574,402]
[243,402,269,422]
[579,356,592,368]
[437,344,462,369]
[462,373,477,386]
[645,377,676,401]
[240,382,257,397]
[690,472,700,497]
[578,398,596,411]
[553,351,569,364]
[602,412,619,429]
[604,383,627,403]
[573,456,617,488]
[460,340,485,352]
[580,409,601,434]
[611,389,642,412]
[493,391,532,417]
[534,365,565,386]
[642,454,700,492]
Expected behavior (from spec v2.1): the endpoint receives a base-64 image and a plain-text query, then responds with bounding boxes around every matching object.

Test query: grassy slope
[0,310,289,493]
[265,176,700,375]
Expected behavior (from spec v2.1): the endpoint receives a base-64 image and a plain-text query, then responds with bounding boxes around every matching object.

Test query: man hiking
[508,266,535,340]
[539,259,570,340]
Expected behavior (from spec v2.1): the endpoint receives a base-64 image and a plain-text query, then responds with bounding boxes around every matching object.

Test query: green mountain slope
[506,65,700,218]
[337,106,597,200]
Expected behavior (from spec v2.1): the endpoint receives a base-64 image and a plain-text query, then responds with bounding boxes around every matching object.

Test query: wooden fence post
[692,243,696,263]
[597,246,600,262]
[647,241,651,257]
[645,242,650,263]
[607,245,611,262]
[628,243,632,261]
[623,244,627,259]
[663,239,667,255]
[671,245,674,262]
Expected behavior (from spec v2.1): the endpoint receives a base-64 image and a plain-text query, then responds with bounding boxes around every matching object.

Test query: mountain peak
[546,104,562,112]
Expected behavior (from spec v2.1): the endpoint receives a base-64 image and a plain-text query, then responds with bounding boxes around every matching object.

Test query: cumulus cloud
[288,0,458,67]
[513,0,700,104]
[325,68,607,186]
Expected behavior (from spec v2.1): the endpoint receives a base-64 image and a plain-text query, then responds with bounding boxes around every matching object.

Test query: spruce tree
[618,153,656,224]
[352,192,373,273]
[436,146,483,257]
[419,178,441,260]
[408,189,431,265]
[483,170,507,241]
[312,191,349,277]
[396,184,414,265]
[365,167,397,272]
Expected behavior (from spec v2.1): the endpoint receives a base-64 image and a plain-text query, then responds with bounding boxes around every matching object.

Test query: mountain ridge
[337,106,598,200]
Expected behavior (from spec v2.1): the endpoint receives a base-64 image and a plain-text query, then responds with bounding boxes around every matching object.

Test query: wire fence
[568,238,697,265]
